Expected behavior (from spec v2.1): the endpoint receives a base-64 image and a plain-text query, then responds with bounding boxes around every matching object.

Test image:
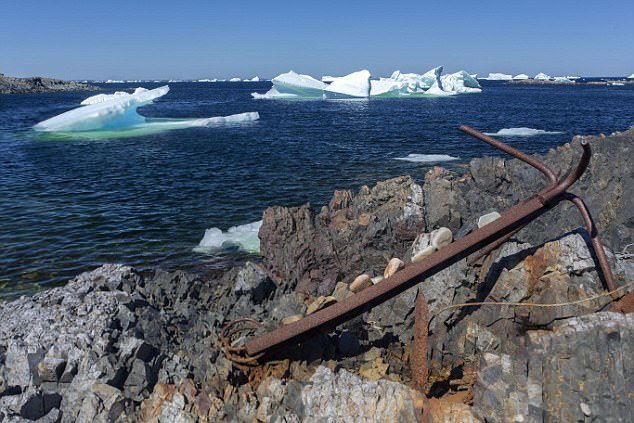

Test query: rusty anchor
[220,125,619,390]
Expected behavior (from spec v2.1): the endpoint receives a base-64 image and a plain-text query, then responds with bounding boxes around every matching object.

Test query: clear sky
[1,0,632,80]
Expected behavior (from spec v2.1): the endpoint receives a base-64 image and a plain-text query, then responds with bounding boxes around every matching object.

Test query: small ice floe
[33,85,259,136]
[534,72,552,81]
[394,154,459,163]
[513,74,529,80]
[482,73,513,81]
[194,220,262,254]
[484,127,563,137]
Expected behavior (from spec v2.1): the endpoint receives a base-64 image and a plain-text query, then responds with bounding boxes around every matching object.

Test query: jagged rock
[472,312,634,422]
[300,366,423,421]
[233,262,276,304]
[259,176,426,295]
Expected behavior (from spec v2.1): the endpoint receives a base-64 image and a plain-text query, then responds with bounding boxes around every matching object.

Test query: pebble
[384,258,405,278]
[306,296,337,315]
[478,211,502,228]
[349,274,372,293]
[281,314,304,325]
[371,276,384,285]
[412,246,435,263]
[430,227,453,250]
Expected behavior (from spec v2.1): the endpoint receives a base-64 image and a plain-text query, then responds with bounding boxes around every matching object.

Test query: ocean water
[1,81,633,298]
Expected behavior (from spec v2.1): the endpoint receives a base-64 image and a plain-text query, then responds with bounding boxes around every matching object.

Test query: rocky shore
[0,73,96,94]
[0,128,633,422]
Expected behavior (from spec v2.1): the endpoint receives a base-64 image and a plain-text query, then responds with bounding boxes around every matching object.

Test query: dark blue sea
[1,80,633,298]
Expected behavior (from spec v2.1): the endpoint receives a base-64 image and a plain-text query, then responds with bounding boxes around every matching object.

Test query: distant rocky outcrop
[0,73,96,94]
[0,129,632,421]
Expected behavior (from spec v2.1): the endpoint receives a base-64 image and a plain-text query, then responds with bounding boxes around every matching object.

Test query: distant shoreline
[0,73,97,94]
[507,79,634,86]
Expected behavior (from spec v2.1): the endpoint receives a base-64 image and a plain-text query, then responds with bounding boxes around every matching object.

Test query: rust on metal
[411,291,429,394]
[221,125,618,362]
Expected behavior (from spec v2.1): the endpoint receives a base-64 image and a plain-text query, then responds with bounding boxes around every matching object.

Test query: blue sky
[1,0,632,79]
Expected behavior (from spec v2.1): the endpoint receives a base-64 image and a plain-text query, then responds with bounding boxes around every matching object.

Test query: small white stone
[384,258,405,278]
[478,211,502,228]
[412,246,435,263]
[371,276,384,285]
[349,274,372,293]
[430,227,453,250]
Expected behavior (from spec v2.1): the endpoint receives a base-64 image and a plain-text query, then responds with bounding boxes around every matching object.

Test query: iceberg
[484,127,563,136]
[253,70,327,99]
[194,220,262,253]
[34,86,259,135]
[370,78,408,97]
[513,74,529,80]
[440,71,482,93]
[484,73,513,81]
[534,72,551,80]
[229,77,242,82]
[394,154,459,163]
[245,76,260,82]
[321,76,339,83]
[323,70,371,98]
[105,79,124,83]
[628,73,634,79]
[553,76,574,83]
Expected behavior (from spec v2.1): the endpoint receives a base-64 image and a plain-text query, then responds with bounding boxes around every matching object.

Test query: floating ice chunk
[389,67,442,93]
[198,78,213,82]
[534,72,551,80]
[266,70,326,98]
[484,73,513,81]
[513,74,529,80]
[80,87,148,105]
[35,86,170,131]
[229,77,242,82]
[251,87,299,99]
[370,79,407,97]
[34,86,259,134]
[245,76,260,82]
[395,154,459,163]
[323,70,371,98]
[628,73,634,79]
[105,79,124,83]
[553,76,574,83]
[484,127,563,136]
[440,71,482,93]
[424,81,457,96]
[194,220,262,253]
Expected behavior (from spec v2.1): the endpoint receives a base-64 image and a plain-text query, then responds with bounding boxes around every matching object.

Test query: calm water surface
[1,81,633,298]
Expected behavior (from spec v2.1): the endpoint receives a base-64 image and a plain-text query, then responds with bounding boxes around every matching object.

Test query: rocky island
[0,73,96,94]
[0,129,632,422]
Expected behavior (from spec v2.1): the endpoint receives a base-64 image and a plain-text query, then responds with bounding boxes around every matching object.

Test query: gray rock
[233,261,276,303]
[473,312,634,422]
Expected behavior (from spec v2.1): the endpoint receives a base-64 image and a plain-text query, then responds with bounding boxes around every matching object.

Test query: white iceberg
[394,154,459,163]
[440,71,482,93]
[370,78,408,97]
[323,70,371,98]
[513,74,529,80]
[80,87,148,105]
[534,72,551,80]
[245,76,260,82]
[553,76,574,83]
[484,73,513,81]
[198,78,213,82]
[484,127,563,136]
[252,70,326,99]
[34,86,259,135]
[194,220,262,253]
[229,77,242,82]
[628,73,634,79]
[105,79,124,83]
